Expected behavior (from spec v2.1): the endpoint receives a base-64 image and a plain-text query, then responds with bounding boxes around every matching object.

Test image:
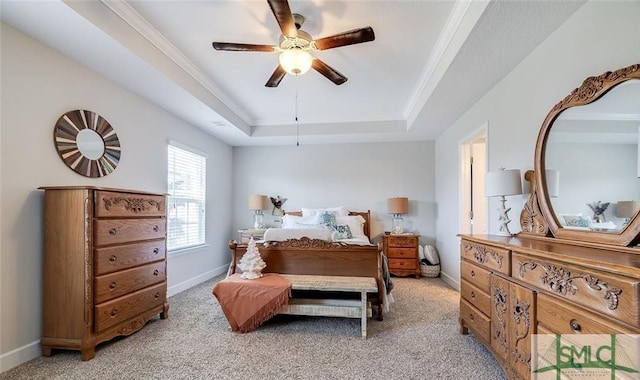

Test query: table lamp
[388,197,409,234]
[248,194,269,229]
[485,168,522,236]
[616,201,640,228]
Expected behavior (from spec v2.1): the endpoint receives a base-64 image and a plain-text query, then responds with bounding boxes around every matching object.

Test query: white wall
[0,23,233,371]
[434,1,640,289]
[232,142,436,245]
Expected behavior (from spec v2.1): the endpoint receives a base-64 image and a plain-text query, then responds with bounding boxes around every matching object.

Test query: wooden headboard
[283,210,371,239]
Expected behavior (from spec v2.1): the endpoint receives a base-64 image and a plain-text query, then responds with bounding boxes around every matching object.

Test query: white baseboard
[0,265,229,374]
[167,264,228,297]
[439,270,459,291]
[0,340,41,373]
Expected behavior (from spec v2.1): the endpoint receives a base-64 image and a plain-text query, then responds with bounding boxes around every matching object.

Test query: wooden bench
[278,274,378,339]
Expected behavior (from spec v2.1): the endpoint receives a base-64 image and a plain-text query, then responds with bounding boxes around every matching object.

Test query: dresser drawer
[386,235,418,247]
[386,248,416,259]
[94,282,166,332]
[388,259,417,270]
[94,261,166,304]
[460,260,491,293]
[460,298,490,343]
[95,240,165,275]
[95,219,166,246]
[95,191,166,218]
[460,240,510,275]
[460,280,491,316]
[513,253,640,327]
[537,293,635,334]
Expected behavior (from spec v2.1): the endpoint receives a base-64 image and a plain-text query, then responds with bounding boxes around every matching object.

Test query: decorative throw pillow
[333,224,353,239]
[318,212,337,227]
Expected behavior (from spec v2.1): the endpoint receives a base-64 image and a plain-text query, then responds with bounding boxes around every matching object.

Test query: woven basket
[421,263,441,278]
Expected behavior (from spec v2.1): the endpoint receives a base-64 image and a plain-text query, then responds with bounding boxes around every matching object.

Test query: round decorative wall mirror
[53,109,121,178]
[533,64,640,246]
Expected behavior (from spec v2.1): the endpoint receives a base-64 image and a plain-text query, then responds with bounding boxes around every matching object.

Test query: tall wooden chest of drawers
[39,186,169,360]
[383,234,420,278]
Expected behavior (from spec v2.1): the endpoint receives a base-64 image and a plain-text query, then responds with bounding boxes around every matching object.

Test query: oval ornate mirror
[534,64,640,246]
[54,109,121,178]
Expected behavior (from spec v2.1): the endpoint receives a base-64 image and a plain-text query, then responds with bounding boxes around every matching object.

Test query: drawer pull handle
[153,270,159,276]
[469,314,475,321]
[109,282,116,290]
[154,292,160,300]
[153,248,159,254]
[153,225,159,232]
[109,228,117,235]
[470,270,475,278]
[110,309,118,317]
[109,255,117,263]
[570,319,581,332]
[470,291,476,299]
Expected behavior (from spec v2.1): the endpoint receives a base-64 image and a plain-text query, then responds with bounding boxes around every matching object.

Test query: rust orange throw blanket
[212,273,291,333]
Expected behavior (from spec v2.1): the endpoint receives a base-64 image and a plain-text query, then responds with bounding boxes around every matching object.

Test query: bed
[228,209,390,319]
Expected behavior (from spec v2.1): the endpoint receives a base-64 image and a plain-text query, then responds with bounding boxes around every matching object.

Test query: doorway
[460,126,487,235]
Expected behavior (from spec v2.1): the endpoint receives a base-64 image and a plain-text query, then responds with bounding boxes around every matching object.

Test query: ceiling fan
[212,0,375,87]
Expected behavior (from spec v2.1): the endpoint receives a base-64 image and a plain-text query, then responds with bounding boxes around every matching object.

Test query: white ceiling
[0,0,585,146]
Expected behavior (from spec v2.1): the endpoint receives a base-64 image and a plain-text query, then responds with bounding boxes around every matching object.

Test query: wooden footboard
[228,237,385,319]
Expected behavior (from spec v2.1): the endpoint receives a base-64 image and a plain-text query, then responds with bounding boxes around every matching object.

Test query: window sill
[168,244,210,258]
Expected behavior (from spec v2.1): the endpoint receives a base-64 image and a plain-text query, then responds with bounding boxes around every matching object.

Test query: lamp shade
[279,48,313,75]
[545,169,560,198]
[387,197,408,214]
[485,169,522,197]
[248,194,269,211]
[616,201,640,219]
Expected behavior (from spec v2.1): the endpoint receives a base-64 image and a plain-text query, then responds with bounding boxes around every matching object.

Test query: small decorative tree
[238,235,266,279]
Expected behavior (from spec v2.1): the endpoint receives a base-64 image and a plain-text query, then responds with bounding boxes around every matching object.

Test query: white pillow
[301,206,349,217]
[282,214,321,228]
[335,215,366,238]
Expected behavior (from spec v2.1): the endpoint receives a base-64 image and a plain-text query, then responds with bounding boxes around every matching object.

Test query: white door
[460,128,487,234]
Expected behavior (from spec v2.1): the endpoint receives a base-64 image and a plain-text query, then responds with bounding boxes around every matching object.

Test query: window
[167,142,206,251]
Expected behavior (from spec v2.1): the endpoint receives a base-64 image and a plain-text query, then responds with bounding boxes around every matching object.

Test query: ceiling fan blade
[267,0,297,38]
[265,65,287,87]
[212,42,276,52]
[314,26,375,50]
[312,59,347,85]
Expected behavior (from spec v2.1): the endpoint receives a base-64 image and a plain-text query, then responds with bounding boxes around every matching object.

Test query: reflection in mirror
[545,79,640,233]
[76,129,105,160]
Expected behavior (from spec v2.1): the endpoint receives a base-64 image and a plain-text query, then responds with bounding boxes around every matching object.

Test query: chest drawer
[513,253,640,328]
[460,240,510,275]
[386,235,418,247]
[460,280,490,316]
[460,260,491,293]
[386,247,416,259]
[95,240,165,275]
[537,293,636,334]
[388,258,417,270]
[94,282,166,332]
[95,191,166,218]
[460,298,490,343]
[95,219,166,246]
[94,261,166,304]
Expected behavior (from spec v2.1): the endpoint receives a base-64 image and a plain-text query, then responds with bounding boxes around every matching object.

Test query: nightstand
[237,229,266,243]
[383,234,420,278]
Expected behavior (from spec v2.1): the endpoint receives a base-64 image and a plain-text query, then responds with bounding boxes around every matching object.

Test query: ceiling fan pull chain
[295,77,300,146]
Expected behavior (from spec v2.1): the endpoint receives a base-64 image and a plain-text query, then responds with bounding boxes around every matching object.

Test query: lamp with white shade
[616,201,640,228]
[248,194,269,229]
[485,169,522,236]
[388,197,409,234]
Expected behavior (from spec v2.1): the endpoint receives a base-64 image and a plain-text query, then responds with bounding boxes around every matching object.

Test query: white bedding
[263,228,373,245]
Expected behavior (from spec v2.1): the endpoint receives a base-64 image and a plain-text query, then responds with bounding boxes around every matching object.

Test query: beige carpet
[1,275,506,380]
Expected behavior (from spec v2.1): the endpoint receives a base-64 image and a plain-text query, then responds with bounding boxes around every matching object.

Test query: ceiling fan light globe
[279,48,313,76]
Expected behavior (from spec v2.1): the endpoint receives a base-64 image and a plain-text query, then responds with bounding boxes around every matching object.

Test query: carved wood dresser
[39,186,169,360]
[459,64,640,380]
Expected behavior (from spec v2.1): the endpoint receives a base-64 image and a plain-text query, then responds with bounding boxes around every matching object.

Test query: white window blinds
[167,143,206,251]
